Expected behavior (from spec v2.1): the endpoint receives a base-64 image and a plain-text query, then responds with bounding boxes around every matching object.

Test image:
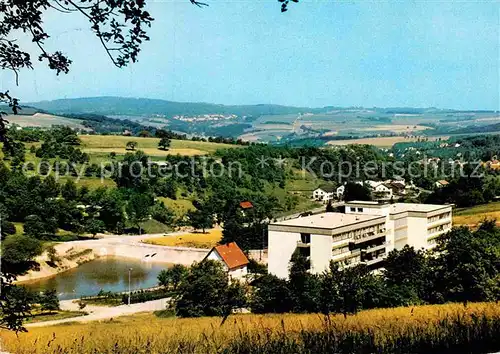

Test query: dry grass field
[327,135,447,148]
[83,146,208,156]
[3,302,499,354]
[143,229,222,248]
[358,124,432,133]
[79,135,242,156]
[453,202,500,226]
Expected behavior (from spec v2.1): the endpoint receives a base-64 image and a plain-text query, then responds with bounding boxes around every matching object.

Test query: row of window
[343,255,361,265]
[332,245,350,256]
[427,212,451,224]
[301,223,385,246]
[427,223,451,235]
[332,224,385,243]
[349,207,364,212]
[427,238,438,246]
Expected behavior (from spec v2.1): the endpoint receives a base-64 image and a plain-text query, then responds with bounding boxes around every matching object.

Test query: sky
[0,0,498,109]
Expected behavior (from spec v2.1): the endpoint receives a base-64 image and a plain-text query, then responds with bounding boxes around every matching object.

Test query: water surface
[22,257,169,300]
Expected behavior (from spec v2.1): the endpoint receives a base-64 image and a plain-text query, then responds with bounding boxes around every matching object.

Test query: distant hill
[0,105,41,115]
[3,112,88,130]
[451,122,500,135]
[25,97,498,118]
[26,97,326,118]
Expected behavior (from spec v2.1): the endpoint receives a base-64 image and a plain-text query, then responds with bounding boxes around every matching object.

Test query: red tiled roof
[213,242,249,270]
[239,201,254,209]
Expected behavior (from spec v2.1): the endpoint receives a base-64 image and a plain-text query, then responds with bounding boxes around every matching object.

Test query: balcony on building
[353,229,386,245]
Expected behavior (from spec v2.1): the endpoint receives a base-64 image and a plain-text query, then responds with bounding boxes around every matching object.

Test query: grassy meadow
[4,113,88,130]
[144,229,222,248]
[453,201,500,226]
[25,311,87,324]
[327,135,447,148]
[158,197,196,219]
[79,135,242,157]
[3,302,500,353]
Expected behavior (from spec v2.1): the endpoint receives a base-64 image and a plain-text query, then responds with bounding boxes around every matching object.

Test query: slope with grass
[159,197,196,219]
[4,112,88,129]
[79,135,242,157]
[25,310,87,324]
[453,201,500,226]
[3,302,500,354]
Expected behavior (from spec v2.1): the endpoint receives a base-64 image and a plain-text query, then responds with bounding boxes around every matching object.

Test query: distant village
[172,114,238,122]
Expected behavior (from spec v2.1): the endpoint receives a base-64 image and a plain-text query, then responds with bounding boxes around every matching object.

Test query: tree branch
[190,0,209,7]
[64,0,120,67]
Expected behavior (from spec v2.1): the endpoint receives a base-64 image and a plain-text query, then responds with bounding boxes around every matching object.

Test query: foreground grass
[144,229,222,248]
[453,201,500,226]
[3,302,500,353]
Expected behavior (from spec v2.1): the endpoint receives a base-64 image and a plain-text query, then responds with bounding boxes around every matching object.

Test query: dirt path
[26,297,170,328]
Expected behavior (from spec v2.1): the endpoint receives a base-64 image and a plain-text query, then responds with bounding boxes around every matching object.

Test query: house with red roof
[435,180,449,188]
[239,201,254,209]
[204,242,249,280]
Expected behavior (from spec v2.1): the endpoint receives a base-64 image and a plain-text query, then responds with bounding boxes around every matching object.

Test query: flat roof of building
[271,212,382,229]
[346,201,381,205]
[346,201,452,214]
[388,203,451,214]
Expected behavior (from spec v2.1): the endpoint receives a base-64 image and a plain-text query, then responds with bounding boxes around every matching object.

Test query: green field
[138,219,172,234]
[79,135,242,156]
[453,201,500,226]
[159,197,196,219]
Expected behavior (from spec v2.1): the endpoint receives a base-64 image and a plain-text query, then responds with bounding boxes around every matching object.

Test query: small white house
[364,180,382,189]
[435,180,449,189]
[373,184,393,199]
[205,242,249,280]
[313,186,336,203]
[336,185,345,199]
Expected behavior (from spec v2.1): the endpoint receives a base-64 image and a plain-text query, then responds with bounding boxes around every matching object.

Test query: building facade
[344,201,453,250]
[268,201,452,279]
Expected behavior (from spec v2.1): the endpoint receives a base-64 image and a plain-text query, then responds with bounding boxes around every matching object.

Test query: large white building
[268,201,452,279]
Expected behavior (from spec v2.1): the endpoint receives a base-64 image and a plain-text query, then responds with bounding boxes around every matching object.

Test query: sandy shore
[16,243,98,283]
[16,232,209,283]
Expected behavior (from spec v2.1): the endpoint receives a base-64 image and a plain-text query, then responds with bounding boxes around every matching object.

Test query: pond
[22,257,169,300]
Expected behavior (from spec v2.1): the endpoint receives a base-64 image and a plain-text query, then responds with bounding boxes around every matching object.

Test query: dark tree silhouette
[1,0,156,149]
[0,0,293,147]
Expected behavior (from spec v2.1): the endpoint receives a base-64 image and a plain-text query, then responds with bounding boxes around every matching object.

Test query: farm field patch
[143,229,222,248]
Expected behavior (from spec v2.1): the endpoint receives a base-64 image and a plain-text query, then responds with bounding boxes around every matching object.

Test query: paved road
[26,297,170,328]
